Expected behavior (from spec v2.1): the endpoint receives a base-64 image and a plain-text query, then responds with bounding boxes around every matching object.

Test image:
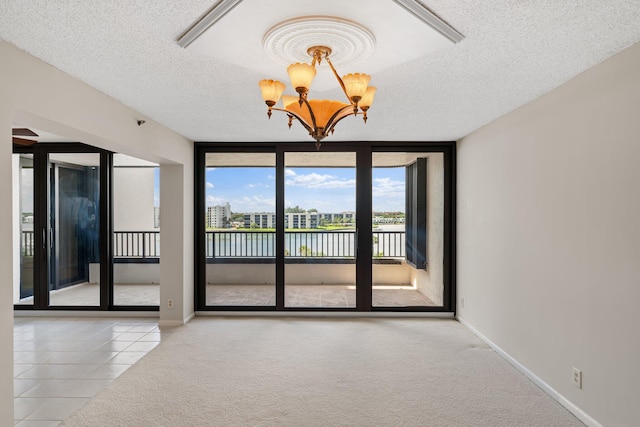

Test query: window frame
[194,141,457,313]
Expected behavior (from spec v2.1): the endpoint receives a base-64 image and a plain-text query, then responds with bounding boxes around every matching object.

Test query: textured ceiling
[1,1,640,144]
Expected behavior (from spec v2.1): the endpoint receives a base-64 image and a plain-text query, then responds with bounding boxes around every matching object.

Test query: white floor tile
[83,364,131,380]
[17,366,59,380]
[92,341,134,352]
[14,379,40,397]
[123,341,159,352]
[25,398,89,421]
[14,352,53,364]
[111,332,148,341]
[76,351,118,364]
[57,380,112,398]
[14,397,49,420]
[42,352,90,364]
[14,317,163,424]
[107,351,148,365]
[20,380,78,398]
[48,364,102,379]
[14,364,37,377]
[15,420,63,427]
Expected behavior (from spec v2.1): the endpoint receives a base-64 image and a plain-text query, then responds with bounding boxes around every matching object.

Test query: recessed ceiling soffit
[177,0,464,92]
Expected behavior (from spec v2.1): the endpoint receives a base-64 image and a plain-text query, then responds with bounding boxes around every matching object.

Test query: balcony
[19,229,437,307]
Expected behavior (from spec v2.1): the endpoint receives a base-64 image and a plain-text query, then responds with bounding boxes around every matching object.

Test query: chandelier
[259,46,376,150]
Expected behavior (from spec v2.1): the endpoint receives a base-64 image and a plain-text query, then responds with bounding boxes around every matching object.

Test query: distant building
[207,202,231,228]
[243,212,353,229]
[372,215,405,224]
[244,213,276,228]
[154,207,160,228]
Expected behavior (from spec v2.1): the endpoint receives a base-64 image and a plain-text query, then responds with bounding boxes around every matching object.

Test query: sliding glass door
[47,153,101,306]
[203,152,276,307]
[371,152,445,308]
[284,151,357,308]
[14,143,162,311]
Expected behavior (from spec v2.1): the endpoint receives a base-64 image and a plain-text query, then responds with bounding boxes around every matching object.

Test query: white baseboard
[158,312,195,328]
[184,312,195,324]
[457,316,602,427]
[158,319,185,327]
[14,310,159,318]
[195,311,455,318]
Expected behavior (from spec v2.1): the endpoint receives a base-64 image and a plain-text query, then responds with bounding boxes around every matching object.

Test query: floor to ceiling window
[204,152,276,307]
[195,142,456,312]
[14,153,34,306]
[112,154,161,307]
[371,152,445,307]
[12,142,159,311]
[284,151,357,308]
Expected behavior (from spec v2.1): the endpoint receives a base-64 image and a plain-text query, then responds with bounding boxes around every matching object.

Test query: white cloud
[285,169,296,177]
[242,195,274,205]
[246,183,268,189]
[234,195,275,212]
[206,182,214,188]
[206,195,225,206]
[286,172,355,189]
[372,177,404,198]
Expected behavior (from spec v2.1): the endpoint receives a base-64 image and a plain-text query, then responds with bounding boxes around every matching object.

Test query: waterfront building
[243,212,329,229]
[207,202,231,228]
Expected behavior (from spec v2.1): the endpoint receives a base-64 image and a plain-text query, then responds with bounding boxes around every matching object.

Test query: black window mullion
[356,147,372,311]
[275,148,285,309]
[33,149,49,309]
[405,158,427,270]
[100,151,113,310]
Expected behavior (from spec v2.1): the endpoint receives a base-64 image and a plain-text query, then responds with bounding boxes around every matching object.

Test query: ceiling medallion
[259,17,376,149]
[263,16,376,69]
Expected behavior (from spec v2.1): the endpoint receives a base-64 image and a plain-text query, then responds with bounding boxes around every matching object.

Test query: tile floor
[206,284,437,307]
[17,283,437,308]
[13,317,171,426]
[16,283,160,307]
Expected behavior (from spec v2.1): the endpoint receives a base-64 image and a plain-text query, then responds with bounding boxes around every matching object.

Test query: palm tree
[298,245,313,257]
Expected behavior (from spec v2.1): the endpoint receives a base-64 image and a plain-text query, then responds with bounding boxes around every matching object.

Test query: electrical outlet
[460,297,465,308]
[572,367,582,389]
[167,299,174,309]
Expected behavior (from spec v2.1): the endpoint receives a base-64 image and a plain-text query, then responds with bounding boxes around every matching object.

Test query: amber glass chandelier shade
[259,79,286,103]
[359,86,376,108]
[342,73,371,100]
[281,95,299,109]
[287,63,317,90]
[285,99,350,128]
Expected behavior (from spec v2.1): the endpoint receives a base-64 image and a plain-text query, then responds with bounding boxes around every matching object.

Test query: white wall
[206,263,412,285]
[457,42,640,426]
[89,263,159,284]
[160,164,194,326]
[0,105,15,424]
[0,40,194,425]
[113,167,156,231]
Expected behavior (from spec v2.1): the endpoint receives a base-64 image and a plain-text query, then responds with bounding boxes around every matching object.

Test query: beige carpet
[61,318,583,427]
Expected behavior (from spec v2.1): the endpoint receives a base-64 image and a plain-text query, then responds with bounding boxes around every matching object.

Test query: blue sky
[205,167,405,213]
[22,166,403,214]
